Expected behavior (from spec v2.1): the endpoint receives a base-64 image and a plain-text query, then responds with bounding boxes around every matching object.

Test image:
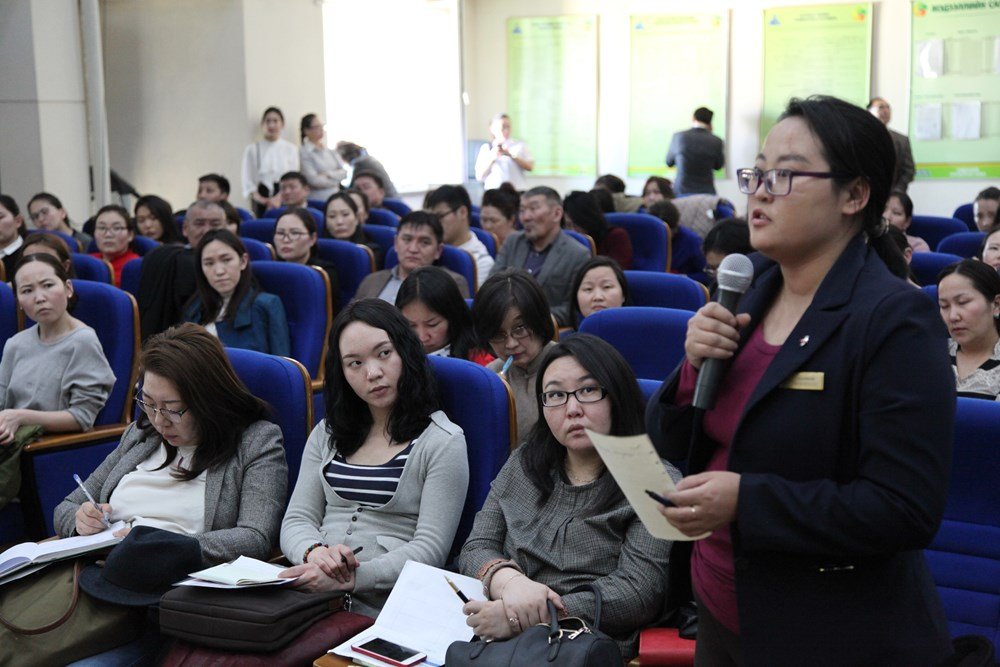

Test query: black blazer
[646,235,954,665]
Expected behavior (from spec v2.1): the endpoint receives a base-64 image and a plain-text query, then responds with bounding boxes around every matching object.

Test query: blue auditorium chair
[239,219,276,244]
[911,252,963,287]
[606,212,669,272]
[952,203,975,231]
[242,237,275,262]
[307,199,327,211]
[578,307,692,381]
[471,227,498,258]
[909,216,968,251]
[924,397,1000,654]
[367,207,400,228]
[0,282,16,349]
[120,258,142,298]
[381,198,412,218]
[70,254,113,283]
[469,210,481,228]
[624,270,708,312]
[315,239,375,307]
[35,229,82,252]
[226,347,313,496]
[936,232,985,259]
[235,206,255,222]
[386,246,477,296]
[427,355,514,562]
[361,224,396,256]
[921,284,938,304]
[564,230,595,256]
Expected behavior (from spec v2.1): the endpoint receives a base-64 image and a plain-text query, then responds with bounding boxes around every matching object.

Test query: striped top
[323,441,415,506]
[949,338,1000,401]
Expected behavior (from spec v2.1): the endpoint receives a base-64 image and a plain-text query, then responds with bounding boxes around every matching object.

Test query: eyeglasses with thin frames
[737,168,848,197]
[488,324,532,345]
[540,386,608,408]
[275,230,308,241]
[95,225,129,235]
[134,395,189,423]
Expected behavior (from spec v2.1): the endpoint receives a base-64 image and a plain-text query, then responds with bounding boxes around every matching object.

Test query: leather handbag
[445,584,621,666]
[158,585,346,652]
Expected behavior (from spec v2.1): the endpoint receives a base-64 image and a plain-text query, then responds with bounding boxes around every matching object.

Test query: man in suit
[868,97,915,192]
[353,211,469,303]
[490,186,590,326]
[666,107,726,196]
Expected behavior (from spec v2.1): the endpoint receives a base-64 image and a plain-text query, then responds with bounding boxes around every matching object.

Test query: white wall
[463,0,994,217]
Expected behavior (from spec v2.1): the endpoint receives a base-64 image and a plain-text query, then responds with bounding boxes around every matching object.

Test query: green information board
[909,1,1000,180]
[761,4,873,140]
[507,16,598,176]
[628,14,729,178]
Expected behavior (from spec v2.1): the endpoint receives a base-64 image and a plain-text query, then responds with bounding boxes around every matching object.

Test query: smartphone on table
[352,637,426,666]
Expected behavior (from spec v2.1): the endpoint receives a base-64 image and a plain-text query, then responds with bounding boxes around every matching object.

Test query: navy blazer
[185,290,290,357]
[647,235,954,665]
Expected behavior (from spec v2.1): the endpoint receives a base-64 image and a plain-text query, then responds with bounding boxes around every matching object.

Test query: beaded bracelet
[302,542,327,563]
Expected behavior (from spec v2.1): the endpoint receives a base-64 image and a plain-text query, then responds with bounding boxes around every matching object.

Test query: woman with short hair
[937,259,1000,400]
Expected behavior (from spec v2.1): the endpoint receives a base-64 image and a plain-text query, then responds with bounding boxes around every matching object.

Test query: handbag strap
[0,560,83,635]
[567,583,603,630]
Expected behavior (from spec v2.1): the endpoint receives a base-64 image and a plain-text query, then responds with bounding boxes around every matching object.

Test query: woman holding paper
[279,299,469,617]
[459,334,679,660]
[646,96,953,665]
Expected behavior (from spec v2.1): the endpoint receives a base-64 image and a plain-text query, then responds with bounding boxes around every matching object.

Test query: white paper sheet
[915,103,943,141]
[587,430,710,542]
[951,101,982,140]
[916,39,944,78]
[331,560,485,666]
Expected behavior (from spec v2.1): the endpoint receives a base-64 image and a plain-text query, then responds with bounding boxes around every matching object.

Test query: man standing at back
[868,97,915,192]
[490,186,589,327]
[665,107,725,196]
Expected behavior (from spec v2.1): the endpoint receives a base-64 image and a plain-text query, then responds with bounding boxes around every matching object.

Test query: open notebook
[0,521,125,585]
[175,555,296,589]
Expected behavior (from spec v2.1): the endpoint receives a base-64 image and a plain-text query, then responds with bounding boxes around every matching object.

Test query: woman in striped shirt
[279,298,469,616]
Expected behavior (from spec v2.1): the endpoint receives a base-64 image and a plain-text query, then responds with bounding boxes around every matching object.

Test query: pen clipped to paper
[73,473,111,529]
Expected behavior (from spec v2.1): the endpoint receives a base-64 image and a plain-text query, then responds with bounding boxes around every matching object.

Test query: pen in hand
[343,545,363,564]
[73,473,112,529]
[645,489,676,508]
[445,575,470,604]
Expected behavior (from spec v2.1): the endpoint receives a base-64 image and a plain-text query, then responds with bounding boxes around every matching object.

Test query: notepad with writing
[587,430,710,542]
[182,556,294,588]
[331,560,485,666]
[0,521,126,585]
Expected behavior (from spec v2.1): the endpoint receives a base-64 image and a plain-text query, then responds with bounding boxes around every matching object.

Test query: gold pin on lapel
[798,335,810,347]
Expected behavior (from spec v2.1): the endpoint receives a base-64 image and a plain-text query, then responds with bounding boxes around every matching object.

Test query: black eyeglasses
[737,168,848,196]
[540,386,607,408]
[135,395,189,423]
[488,324,532,345]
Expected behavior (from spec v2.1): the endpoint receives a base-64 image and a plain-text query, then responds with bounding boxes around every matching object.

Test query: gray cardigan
[490,231,590,326]
[280,411,469,617]
[53,420,287,564]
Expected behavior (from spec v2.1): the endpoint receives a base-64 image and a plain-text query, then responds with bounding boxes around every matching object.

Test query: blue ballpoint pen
[73,473,112,529]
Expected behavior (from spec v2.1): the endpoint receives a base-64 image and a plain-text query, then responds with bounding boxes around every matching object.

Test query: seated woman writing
[0,253,115,507]
[459,334,679,661]
[280,298,470,616]
[184,229,291,357]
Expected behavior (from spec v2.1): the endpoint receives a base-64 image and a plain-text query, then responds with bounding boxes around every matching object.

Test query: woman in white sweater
[280,298,469,616]
[241,106,299,217]
[299,113,347,201]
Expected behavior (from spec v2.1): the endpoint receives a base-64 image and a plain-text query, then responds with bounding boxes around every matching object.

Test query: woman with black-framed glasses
[459,334,680,661]
[647,96,952,664]
[473,269,557,446]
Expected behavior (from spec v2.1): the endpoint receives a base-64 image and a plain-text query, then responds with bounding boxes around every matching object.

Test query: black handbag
[445,584,621,666]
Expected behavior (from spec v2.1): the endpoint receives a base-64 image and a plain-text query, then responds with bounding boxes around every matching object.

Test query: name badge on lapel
[781,372,825,391]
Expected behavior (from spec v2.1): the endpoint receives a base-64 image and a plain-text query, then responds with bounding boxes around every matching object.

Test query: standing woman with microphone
[646,96,954,665]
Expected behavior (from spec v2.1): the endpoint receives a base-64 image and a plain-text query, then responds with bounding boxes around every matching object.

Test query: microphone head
[716,253,754,294]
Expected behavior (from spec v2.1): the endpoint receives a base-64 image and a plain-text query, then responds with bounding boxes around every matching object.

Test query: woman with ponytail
[647,96,954,665]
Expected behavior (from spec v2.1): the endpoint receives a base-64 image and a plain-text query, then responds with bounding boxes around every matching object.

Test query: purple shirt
[675,326,780,634]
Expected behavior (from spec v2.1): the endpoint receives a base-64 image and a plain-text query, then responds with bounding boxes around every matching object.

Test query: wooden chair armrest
[23,425,127,454]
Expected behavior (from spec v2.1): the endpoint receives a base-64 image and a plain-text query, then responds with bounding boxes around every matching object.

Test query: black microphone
[692,253,755,410]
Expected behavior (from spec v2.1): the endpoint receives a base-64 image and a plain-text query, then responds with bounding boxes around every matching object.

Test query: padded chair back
[240,219,276,244]
[920,284,938,304]
[251,262,332,384]
[35,229,82,252]
[382,198,412,217]
[952,203,975,231]
[936,232,985,258]
[924,398,1000,652]
[911,252,963,287]
[0,282,17,352]
[70,254,113,283]
[21,280,139,426]
[386,246,477,296]
[469,211,481,228]
[226,347,313,496]
[120,258,142,298]
[578,307,692,381]
[367,208,400,228]
[236,207,255,222]
[316,239,376,306]
[242,238,275,262]
[564,230,595,256]
[470,227,497,258]
[262,207,324,228]
[307,199,327,211]
[909,216,968,251]
[624,270,708,312]
[606,212,669,272]
[361,224,396,255]
[428,355,514,562]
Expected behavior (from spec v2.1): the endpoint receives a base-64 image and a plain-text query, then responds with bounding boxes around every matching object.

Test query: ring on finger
[690,506,697,515]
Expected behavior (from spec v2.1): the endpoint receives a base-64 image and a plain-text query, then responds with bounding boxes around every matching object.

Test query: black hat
[79,526,204,607]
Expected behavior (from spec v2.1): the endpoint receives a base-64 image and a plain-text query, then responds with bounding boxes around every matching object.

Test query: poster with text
[507,16,599,176]
[628,13,730,178]
[909,1,1000,179]
[761,4,873,140]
